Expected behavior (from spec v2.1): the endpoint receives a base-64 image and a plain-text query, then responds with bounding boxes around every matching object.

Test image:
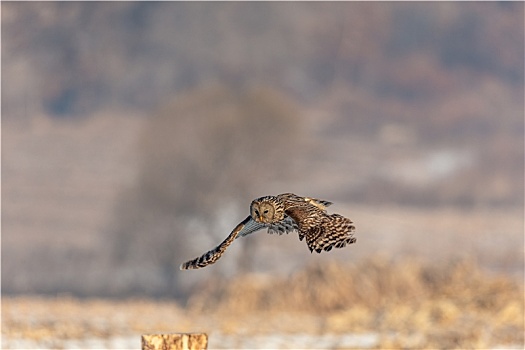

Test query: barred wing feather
[180,216,263,270]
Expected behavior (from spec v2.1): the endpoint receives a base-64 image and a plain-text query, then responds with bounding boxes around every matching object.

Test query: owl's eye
[263,209,269,214]
[254,209,260,216]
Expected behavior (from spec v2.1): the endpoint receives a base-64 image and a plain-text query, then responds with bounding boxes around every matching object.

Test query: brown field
[3,257,523,349]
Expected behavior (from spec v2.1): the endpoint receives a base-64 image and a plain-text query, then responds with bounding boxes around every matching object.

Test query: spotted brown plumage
[180,193,356,270]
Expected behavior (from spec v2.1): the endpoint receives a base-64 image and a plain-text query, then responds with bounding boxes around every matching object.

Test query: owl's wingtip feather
[180,261,194,270]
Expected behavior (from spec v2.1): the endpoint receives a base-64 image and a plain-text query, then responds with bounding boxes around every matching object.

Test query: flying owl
[180,193,356,270]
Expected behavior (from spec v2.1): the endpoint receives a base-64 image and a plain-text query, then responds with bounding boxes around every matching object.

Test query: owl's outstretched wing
[180,216,264,270]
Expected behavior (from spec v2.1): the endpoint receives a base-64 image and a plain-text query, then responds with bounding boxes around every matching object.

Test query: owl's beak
[258,215,263,222]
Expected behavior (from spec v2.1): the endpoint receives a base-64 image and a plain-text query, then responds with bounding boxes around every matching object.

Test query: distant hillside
[2,2,523,297]
[3,2,523,117]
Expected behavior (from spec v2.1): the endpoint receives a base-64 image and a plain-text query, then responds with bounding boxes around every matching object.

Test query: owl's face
[250,197,283,224]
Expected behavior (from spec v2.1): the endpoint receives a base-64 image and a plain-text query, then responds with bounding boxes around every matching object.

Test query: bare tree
[109,84,304,297]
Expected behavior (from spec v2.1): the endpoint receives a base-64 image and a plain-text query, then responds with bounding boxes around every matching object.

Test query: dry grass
[3,257,523,349]
[186,257,523,348]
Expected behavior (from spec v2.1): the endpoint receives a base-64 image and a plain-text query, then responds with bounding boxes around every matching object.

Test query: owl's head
[250,196,284,224]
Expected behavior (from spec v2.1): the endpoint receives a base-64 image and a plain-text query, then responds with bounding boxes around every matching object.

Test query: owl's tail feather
[180,216,253,270]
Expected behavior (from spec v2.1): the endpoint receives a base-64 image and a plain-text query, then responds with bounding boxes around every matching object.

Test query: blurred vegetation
[2,258,523,349]
[188,257,522,315]
[184,257,524,348]
[2,2,522,116]
[109,84,303,296]
[2,2,523,299]
[3,1,523,207]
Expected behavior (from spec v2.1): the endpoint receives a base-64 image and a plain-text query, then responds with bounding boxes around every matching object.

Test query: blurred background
[2,2,524,349]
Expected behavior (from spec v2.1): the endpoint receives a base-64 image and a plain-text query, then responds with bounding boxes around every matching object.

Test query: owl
[180,193,356,270]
